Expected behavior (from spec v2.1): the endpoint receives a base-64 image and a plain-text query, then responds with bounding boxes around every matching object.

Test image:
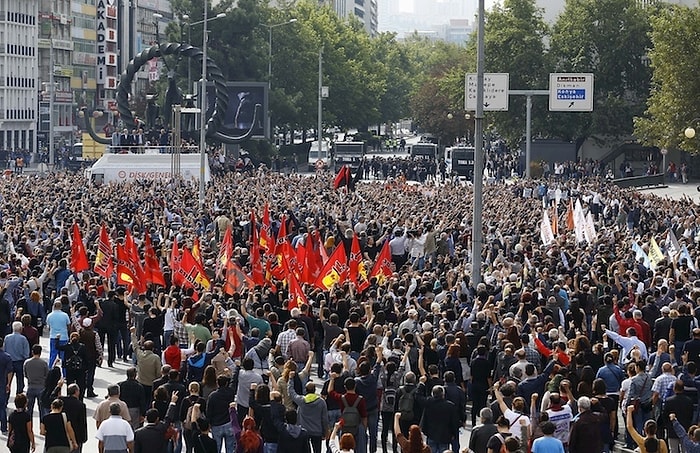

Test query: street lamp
[264,18,297,139]
[182,12,226,93]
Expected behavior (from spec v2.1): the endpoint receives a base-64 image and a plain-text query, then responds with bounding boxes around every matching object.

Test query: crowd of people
[0,168,699,453]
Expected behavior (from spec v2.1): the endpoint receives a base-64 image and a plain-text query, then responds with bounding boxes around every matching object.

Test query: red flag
[313,242,349,290]
[144,233,165,287]
[260,203,272,252]
[93,224,113,279]
[270,215,293,280]
[370,239,393,284]
[287,272,308,310]
[125,230,147,293]
[70,223,89,273]
[224,260,254,295]
[177,248,202,290]
[249,210,264,286]
[296,239,308,284]
[333,166,350,189]
[170,237,184,286]
[217,225,233,278]
[349,234,370,292]
[116,243,137,287]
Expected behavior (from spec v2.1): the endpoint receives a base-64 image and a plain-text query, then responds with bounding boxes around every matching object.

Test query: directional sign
[548,73,594,112]
[465,73,509,111]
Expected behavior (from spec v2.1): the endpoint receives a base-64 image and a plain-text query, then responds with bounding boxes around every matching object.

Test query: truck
[410,143,438,159]
[85,153,211,185]
[332,141,365,171]
[444,145,475,179]
[307,139,330,171]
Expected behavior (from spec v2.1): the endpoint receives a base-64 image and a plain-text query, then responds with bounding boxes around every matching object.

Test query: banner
[93,224,113,278]
[540,209,555,246]
[631,241,651,269]
[648,237,665,270]
[314,242,349,290]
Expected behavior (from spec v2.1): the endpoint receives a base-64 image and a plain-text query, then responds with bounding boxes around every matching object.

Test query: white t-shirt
[546,405,573,444]
[504,408,531,439]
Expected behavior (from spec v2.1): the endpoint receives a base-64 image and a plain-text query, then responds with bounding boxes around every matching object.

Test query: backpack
[382,387,397,411]
[398,387,416,421]
[183,400,195,431]
[65,347,83,371]
[186,354,206,382]
[341,394,363,435]
[494,433,508,453]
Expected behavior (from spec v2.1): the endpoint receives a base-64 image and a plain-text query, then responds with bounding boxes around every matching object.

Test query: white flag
[585,212,598,243]
[573,199,586,243]
[632,241,651,269]
[666,230,681,263]
[541,209,555,246]
[680,245,696,272]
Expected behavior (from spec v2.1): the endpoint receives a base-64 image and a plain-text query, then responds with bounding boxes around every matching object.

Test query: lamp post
[183,12,225,94]
[472,0,485,287]
[264,18,297,139]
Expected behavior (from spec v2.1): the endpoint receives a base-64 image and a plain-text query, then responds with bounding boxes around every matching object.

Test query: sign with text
[465,73,509,111]
[549,73,594,111]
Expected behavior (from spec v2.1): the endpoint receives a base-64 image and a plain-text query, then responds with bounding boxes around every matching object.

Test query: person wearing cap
[78,316,102,397]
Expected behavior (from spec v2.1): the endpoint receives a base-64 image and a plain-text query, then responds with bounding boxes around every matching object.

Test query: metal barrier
[612,173,665,188]
[106,145,200,154]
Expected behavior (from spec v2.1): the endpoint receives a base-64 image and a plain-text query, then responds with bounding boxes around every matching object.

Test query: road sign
[548,73,594,111]
[465,73,509,111]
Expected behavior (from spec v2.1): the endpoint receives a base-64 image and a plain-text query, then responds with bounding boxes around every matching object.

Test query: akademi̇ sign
[96,0,117,88]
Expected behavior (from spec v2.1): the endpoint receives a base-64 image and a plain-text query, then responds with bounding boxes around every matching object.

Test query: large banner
[204,82,269,139]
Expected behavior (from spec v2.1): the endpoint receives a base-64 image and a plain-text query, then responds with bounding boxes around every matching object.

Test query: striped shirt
[95,415,134,453]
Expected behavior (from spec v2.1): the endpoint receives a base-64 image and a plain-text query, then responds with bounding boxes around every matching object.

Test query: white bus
[307,140,330,171]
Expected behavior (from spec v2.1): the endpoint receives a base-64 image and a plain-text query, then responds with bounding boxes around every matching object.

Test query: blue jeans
[49,339,67,374]
[211,422,236,453]
[427,439,450,453]
[12,360,24,393]
[0,386,7,431]
[367,409,379,453]
[26,386,44,420]
[326,409,341,453]
[263,443,278,453]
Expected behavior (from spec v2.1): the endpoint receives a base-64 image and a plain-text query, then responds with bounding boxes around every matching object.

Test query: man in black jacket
[415,382,459,453]
[206,375,236,453]
[395,372,420,437]
[60,383,88,452]
[119,367,146,431]
[96,291,118,367]
[443,371,466,453]
[662,379,694,452]
[277,410,311,453]
[133,393,178,453]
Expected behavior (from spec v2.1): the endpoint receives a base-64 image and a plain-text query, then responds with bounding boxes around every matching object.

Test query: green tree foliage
[472,0,550,147]
[634,4,700,153]
[548,0,651,143]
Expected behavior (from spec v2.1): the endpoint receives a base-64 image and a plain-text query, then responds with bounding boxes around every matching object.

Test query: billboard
[205,82,269,139]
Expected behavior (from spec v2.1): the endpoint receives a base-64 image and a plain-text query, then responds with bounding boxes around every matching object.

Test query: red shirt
[329,390,368,418]
[163,344,182,370]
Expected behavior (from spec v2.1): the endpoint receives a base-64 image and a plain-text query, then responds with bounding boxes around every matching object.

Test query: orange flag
[565,198,575,231]
[191,237,211,289]
[249,210,264,286]
[144,233,165,287]
[224,260,254,295]
[93,224,113,279]
[551,206,558,236]
[259,203,272,252]
[217,225,233,278]
[349,234,370,292]
[70,223,89,273]
[313,242,349,291]
[369,239,393,284]
[170,237,184,286]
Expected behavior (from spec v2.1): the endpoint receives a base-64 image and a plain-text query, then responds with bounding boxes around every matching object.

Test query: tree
[634,4,700,154]
[473,0,550,148]
[548,0,651,146]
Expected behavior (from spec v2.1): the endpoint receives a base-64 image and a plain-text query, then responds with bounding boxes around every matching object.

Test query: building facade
[1,0,39,153]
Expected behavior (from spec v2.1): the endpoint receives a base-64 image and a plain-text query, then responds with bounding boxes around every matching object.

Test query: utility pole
[198,0,208,206]
[48,37,55,170]
[471,0,485,286]
[318,47,323,157]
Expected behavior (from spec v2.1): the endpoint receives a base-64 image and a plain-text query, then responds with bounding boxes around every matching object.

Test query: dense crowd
[0,169,699,453]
